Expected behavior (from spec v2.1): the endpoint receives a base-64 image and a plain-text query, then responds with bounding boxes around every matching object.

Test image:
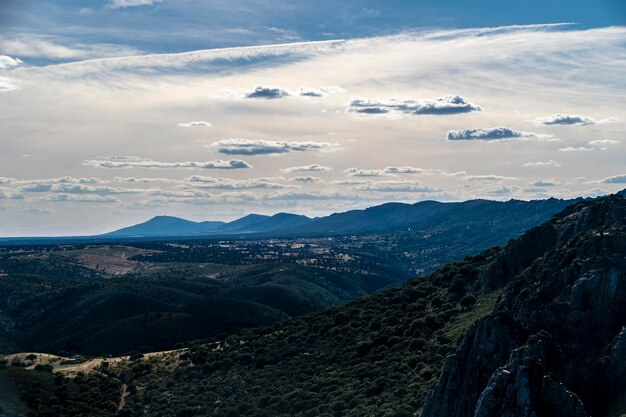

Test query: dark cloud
[601,174,626,184]
[83,156,252,169]
[211,139,342,155]
[447,127,526,141]
[538,114,595,126]
[244,85,290,99]
[348,95,482,116]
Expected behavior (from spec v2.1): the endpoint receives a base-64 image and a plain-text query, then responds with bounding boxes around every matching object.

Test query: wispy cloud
[280,164,333,173]
[211,139,343,155]
[177,121,212,128]
[347,95,481,116]
[558,146,593,152]
[184,176,291,189]
[354,180,441,193]
[589,139,620,146]
[83,156,252,169]
[523,160,561,167]
[289,176,323,183]
[600,174,626,184]
[109,0,166,9]
[37,194,121,203]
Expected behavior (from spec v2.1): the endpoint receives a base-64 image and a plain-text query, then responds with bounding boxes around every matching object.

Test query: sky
[0,1,625,236]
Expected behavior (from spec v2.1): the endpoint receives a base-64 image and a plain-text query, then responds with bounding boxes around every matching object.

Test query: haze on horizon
[0,0,625,236]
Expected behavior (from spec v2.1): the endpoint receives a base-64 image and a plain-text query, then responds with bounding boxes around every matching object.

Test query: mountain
[103,198,575,239]
[104,216,225,237]
[3,192,623,417]
[216,213,270,232]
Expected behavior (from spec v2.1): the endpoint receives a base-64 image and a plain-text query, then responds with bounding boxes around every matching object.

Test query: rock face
[421,194,626,417]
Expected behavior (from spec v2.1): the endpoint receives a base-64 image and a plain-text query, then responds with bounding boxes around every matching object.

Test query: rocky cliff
[421,193,626,417]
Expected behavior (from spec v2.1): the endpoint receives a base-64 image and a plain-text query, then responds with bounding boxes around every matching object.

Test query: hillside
[2,192,623,417]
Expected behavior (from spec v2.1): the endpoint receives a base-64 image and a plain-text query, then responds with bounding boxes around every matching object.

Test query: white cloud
[0,77,19,93]
[344,168,390,177]
[600,174,626,184]
[589,139,621,146]
[523,160,561,167]
[109,0,166,9]
[184,176,292,189]
[558,146,594,152]
[211,139,343,155]
[280,164,333,173]
[83,156,252,169]
[178,121,212,128]
[0,191,24,200]
[37,194,121,203]
[348,95,481,116]
[354,180,441,193]
[0,35,141,60]
[0,55,23,69]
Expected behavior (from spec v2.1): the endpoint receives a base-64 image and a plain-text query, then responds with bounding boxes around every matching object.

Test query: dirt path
[118,383,128,411]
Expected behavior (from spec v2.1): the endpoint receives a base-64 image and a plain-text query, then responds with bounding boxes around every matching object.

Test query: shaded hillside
[0,261,383,356]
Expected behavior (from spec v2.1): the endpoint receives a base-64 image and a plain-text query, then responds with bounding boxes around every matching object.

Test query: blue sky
[0,1,625,235]
[1,0,625,62]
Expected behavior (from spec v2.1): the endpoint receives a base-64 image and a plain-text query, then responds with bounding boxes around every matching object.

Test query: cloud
[465,174,518,181]
[348,95,481,116]
[290,176,322,183]
[244,85,290,99]
[589,139,621,146]
[184,176,291,190]
[600,174,626,184]
[0,191,24,200]
[19,183,142,195]
[530,180,561,187]
[523,160,561,167]
[37,194,121,203]
[344,166,441,177]
[446,127,540,141]
[298,86,344,98]
[558,146,593,152]
[0,55,22,69]
[354,180,441,193]
[177,121,212,128]
[344,168,390,177]
[0,35,141,60]
[280,164,333,173]
[109,0,165,9]
[211,139,343,155]
[83,156,251,169]
[22,208,52,214]
[533,113,621,126]
[113,177,177,183]
[0,77,19,93]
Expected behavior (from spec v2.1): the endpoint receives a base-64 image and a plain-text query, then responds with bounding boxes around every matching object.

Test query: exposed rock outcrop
[421,193,626,417]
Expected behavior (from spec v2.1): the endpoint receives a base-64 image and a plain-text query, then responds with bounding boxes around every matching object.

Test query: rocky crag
[421,193,626,417]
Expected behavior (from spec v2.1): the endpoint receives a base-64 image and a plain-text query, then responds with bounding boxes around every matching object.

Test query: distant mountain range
[104,198,579,239]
